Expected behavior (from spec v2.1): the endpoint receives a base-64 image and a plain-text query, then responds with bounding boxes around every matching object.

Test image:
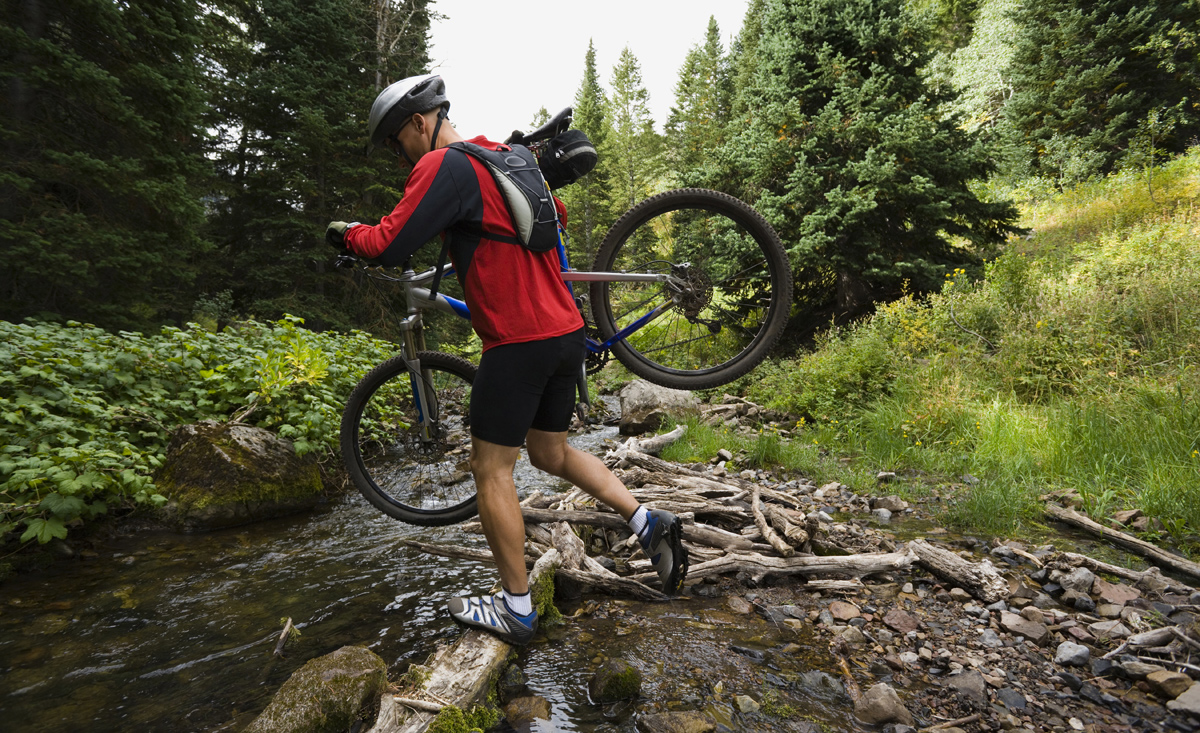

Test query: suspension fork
[400,274,437,440]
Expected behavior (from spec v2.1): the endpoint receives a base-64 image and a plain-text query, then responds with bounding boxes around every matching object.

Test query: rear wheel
[340,351,478,525]
[590,188,792,390]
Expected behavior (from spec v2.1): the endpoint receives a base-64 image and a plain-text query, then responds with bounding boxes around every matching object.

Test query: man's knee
[526,435,568,475]
[469,438,519,482]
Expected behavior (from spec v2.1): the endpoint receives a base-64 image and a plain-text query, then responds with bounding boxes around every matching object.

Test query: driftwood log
[635,549,917,585]
[1053,551,1190,595]
[908,539,1008,603]
[368,550,562,733]
[1045,504,1200,582]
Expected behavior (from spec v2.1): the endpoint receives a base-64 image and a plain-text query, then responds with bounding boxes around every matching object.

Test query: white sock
[502,589,533,617]
[628,505,649,542]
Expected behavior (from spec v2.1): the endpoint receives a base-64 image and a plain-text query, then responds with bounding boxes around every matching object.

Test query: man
[326,74,688,645]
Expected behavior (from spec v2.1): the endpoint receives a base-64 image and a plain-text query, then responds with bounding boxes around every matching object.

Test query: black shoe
[447,592,538,645]
[640,509,688,595]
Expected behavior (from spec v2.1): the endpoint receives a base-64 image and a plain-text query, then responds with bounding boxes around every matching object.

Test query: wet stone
[636,711,717,733]
[724,596,752,615]
[764,605,806,624]
[504,695,551,727]
[589,658,642,702]
[872,508,893,523]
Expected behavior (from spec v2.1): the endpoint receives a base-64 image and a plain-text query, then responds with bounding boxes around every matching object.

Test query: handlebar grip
[334,253,359,269]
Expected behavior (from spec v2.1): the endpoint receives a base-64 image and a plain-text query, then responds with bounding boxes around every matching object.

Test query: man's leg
[525,428,638,520]
[469,436,528,594]
[526,428,688,594]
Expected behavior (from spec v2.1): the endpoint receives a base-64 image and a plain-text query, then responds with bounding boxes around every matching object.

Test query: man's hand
[326,221,357,250]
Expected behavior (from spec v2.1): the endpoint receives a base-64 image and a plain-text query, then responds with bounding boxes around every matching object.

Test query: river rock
[947,671,988,703]
[244,646,386,733]
[725,596,753,615]
[155,421,326,531]
[504,695,551,726]
[1168,683,1200,715]
[497,663,528,704]
[735,694,760,713]
[618,380,700,435]
[1000,611,1049,645]
[854,683,914,726]
[1147,670,1194,699]
[873,495,909,512]
[1093,578,1140,605]
[829,601,861,621]
[883,608,919,633]
[1054,642,1090,667]
[1053,567,1096,595]
[996,688,1027,711]
[589,658,642,702]
[1087,620,1131,640]
[636,711,716,733]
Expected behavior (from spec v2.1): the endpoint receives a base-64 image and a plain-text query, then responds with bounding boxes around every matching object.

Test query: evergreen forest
[3,0,1200,546]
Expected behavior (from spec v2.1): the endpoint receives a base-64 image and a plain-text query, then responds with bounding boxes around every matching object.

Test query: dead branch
[1045,504,1200,582]
[752,486,793,557]
[908,539,1008,603]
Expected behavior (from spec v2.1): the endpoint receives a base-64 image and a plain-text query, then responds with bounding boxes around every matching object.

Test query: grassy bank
[682,149,1200,552]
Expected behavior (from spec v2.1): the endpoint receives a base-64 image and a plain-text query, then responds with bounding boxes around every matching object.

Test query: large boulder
[589,658,642,702]
[155,420,326,531]
[618,380,700,435]
[245,646,387,733]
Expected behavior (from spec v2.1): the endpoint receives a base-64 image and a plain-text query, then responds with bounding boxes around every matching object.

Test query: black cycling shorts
[469,327,586,447]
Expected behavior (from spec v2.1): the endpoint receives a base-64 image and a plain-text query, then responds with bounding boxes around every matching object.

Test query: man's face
[385,113,428,170]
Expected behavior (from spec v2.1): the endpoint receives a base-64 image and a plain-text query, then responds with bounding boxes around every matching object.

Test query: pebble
[1087,620,1132,639]
[978,630,1004,649]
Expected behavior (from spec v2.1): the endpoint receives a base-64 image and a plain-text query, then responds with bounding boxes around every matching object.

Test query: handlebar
[504,106,573,146]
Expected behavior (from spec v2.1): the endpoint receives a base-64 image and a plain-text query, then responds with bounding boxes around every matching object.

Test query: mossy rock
[244,645,387,733]
[588,658,642,703]
[154,421,325,531]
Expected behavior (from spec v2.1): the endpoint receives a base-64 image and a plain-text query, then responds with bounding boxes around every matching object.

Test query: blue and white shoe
[447,592,538,645]
[640,509,689,595]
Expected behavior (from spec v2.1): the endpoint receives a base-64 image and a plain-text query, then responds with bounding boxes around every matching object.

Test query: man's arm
[345,151,468,267]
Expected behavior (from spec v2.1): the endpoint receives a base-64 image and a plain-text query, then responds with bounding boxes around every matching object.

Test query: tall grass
[669,149,1200,548]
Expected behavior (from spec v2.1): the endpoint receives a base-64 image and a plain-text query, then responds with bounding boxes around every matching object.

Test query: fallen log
[627,425,687,456]
[633,549,916,584]
[400,539,533,569]
[908,539,1008,603]
[273,617,295,658]
[368,550,561,733]
[1055,551,1190,595]
[1045,504,1200,583]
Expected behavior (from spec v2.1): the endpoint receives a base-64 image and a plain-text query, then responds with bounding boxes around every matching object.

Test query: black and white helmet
[367,74,450,149]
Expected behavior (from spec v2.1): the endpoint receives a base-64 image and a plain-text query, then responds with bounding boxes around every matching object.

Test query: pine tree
[558,40,614,266]
[0,0,212,329]
[725,0,1019,315]
[1004,0,1200,178]
[666,17,732,182]
[606,46,662,216]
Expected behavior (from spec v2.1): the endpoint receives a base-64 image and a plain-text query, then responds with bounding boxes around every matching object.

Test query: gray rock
[244,646,386,733]
[589,658,642,702]
[995,688,1027,710]
[156,421,326,532]
[1118,660,1165,680]
[716,448,734,462]
[840,627,867,645]
[876,471,898,483]
[872,508,893,523]
[637,711,717,733]
[618,380,699,435]
[986,601,1008,613]
[1168,684,1200,716]
[1057,567,1097,595]
[854,683,914,726]
[497,663,528,704]
[1054,642,1090,667]
[1000,611,1050,646]
[946,671,988,704]
[873,495,909,511]
[978,630,1004,649]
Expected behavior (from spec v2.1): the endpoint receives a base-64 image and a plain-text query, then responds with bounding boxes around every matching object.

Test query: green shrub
[0,317,394,544]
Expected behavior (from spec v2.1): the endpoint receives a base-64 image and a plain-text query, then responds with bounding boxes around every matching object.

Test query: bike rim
[599,204,783,376]
[352,363,476,518]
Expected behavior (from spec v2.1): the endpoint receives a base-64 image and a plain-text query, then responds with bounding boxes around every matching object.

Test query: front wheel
[590,189,792,390]
[341,351,478,525]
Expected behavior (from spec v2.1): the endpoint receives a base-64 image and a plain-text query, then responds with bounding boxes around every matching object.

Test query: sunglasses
[384,118,413,158]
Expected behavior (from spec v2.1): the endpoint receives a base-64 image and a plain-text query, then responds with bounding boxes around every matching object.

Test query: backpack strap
[427,238,451,300]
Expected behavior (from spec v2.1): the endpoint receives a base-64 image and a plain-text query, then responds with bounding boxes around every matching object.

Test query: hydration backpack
[448,141,560,252]
[427,142,562,299]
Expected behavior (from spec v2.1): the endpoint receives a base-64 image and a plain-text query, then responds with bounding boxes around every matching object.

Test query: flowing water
[0,420,1136,733]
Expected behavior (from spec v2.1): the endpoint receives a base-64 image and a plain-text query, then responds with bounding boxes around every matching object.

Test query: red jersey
[345,136,583,350]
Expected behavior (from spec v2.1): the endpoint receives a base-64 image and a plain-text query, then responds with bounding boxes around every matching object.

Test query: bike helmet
[367,74,450,149]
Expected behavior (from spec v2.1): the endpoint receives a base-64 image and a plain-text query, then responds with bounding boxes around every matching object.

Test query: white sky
[428,0,750,140]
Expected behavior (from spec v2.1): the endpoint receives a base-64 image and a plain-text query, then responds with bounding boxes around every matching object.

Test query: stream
[0,421,1137,733]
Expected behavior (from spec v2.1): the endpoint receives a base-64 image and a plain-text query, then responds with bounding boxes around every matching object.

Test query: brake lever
[334,253,359,269]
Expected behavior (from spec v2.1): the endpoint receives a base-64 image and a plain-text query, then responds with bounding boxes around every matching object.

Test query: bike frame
[384,228,674,441]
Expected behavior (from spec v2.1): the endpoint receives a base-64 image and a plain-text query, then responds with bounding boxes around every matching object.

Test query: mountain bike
[338,108,792,526]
